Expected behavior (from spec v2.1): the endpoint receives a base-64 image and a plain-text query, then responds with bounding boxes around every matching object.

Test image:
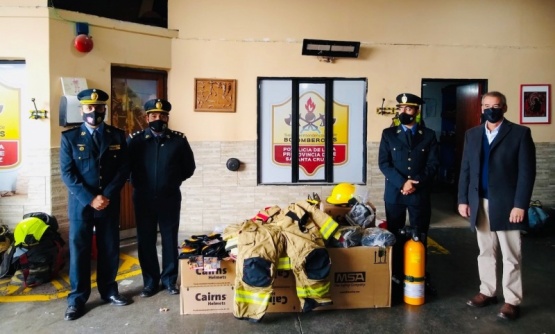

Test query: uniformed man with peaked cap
[60,88,130,321]
[378,92,439,302]
[127,98,196,298]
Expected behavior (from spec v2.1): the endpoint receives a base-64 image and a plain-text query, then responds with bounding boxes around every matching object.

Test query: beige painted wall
[1,0,555,234]
[47,8,175,146]
[169,0,555,142]
[0,4,175,226]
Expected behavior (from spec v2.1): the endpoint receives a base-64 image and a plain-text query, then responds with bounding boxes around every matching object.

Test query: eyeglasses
[82,105,107,113]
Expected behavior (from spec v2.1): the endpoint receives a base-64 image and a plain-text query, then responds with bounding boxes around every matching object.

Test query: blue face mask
[483,108,504,123]
[82,111,105,126]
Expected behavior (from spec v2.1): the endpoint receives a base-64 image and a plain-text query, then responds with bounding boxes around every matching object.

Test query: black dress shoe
[165,284,179,295]
[104,294,131,306]
[64,305,84,321]
[140,286,158,298]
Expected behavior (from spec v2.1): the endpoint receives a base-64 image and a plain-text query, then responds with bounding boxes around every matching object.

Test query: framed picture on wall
[194,78,236,112]
[520,84,550,124]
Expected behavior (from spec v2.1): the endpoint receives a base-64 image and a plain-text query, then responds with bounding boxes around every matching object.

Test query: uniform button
[99,186,103,190]
[408,158,412,161]
[408,167,411,170]
[408,176,412,179]
[100,176,103,180]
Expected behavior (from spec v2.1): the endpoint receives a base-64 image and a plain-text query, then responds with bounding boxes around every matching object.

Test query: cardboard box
[267,287,301,313]
[180,285,234,315]
[180,259,295,288]
[179,246,391,315]
[319,246,392,310]
[180,285,300,315]
[180,258,236,287]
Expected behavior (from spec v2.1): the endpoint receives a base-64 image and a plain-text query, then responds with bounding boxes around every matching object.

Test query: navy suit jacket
[458,119,536,231]
[378,124,439,205]
[60,123,129,220]
[127,128,196,200]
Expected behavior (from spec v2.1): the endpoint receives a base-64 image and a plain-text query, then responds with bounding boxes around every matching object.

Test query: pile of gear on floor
[0,212,66,288]
[178,183,396,322]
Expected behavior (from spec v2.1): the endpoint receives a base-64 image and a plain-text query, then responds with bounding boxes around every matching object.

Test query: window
[258,77,367,185]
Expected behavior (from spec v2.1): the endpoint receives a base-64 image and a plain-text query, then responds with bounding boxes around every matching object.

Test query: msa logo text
[335,272,366,283]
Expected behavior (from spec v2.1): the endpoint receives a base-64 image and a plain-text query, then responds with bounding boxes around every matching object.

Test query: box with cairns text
[179,257,299,314]
[179,258,296,288]
[179,285,301,315]
[179,246,391,314]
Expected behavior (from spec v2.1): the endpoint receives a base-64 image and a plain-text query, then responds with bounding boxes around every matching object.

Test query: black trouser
[67,216,120,307]
[134,192,181,289]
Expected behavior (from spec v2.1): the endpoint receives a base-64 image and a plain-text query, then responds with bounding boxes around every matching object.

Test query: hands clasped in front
[90,195,110,211]
[401,180,419,195]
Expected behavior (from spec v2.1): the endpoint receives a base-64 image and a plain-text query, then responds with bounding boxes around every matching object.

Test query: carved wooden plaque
[194,78,237,112]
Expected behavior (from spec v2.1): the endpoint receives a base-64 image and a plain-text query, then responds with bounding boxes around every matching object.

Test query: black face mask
[398,112,415,125]
[483,108,504,123]
[82,111,105,126]
[149,119,168,133]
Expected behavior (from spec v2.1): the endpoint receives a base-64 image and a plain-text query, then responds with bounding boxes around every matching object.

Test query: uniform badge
[109,144,121,150]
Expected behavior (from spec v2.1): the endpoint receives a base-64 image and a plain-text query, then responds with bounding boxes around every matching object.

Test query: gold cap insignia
[156,101,163,109]
[401,94,408,104]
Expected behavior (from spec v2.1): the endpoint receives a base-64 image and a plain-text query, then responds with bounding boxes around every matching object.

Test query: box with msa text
[318,246,392,310]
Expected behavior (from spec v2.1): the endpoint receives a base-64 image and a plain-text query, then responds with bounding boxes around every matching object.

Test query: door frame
[421,78,487,210]
[111,66,167,239]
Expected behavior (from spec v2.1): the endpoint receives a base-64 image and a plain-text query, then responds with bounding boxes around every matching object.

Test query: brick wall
[3,141,553,240]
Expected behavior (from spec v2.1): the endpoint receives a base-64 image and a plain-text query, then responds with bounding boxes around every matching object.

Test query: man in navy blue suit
[60,88,130,321]
[458,91,536,320]
[378,93,439,302]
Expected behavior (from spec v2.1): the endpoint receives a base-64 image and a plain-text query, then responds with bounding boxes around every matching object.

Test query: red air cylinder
[404,236,425,305]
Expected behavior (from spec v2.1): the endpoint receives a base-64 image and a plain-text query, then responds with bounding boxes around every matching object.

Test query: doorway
[421,79,487,214]
[111,66,167,239]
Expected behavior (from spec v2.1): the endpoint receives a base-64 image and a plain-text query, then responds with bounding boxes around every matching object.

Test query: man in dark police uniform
[127,98,196,298]
[60,88,130,321]
[378,93,439,301]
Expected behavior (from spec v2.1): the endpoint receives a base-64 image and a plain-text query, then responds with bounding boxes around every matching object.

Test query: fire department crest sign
[271,91,348,176]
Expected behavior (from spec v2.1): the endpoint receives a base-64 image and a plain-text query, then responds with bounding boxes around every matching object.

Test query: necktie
[405,129,412,147]
[92,130,101,151]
